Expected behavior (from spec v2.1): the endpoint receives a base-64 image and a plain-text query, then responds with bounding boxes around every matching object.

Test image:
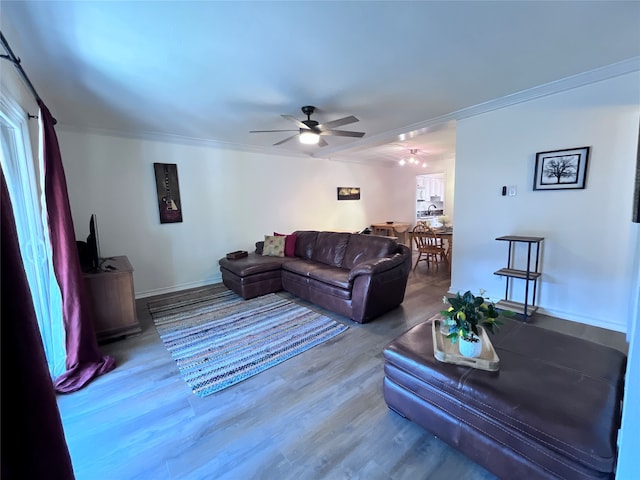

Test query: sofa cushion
[274,232,298,257]
[263,235,285,257]
[308,264,351,290]
[343,234,397,269]
[293,231,319,260]
[283,260,351,294]
[311,232,350,267]
[282,258,324,277]
[308,278,352,300]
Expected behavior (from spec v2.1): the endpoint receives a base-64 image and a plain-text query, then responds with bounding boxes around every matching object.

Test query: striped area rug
[148,284,348,397]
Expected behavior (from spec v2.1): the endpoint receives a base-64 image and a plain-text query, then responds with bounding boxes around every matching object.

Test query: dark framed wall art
[533,146,590,191]
[154,163,183,223]
[337,187,361,200]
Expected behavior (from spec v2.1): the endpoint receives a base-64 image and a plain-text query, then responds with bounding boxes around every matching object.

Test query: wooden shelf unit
[494,236,544,318]
[83,255,141,343]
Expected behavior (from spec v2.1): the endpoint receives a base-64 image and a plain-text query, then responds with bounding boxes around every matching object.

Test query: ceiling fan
[250,105,365,147]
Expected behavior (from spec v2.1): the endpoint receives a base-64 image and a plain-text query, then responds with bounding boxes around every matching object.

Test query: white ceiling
[2,1,639,167]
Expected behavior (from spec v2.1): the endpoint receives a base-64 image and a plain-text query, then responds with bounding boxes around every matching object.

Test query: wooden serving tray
[226,250,248,260]
[431,319,500,371]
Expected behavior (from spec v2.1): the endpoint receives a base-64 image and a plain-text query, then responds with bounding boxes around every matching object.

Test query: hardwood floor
[57,264,627,480]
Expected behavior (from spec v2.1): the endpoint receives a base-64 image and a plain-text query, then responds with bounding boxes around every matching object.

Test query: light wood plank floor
[57,263,627,480]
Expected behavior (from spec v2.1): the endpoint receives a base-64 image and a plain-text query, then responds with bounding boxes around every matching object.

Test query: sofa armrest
[348,253,405,281]
[350,244,412,323]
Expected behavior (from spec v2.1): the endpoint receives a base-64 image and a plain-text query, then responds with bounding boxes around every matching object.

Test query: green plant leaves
[441,289,511,342]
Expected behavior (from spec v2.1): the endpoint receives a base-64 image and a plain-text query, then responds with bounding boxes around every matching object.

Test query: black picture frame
[154,163,183,223]
[533,146,590,191]
[337,187,360,200]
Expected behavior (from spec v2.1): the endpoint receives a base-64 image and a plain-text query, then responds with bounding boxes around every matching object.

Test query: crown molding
[316,56,640,158]
[454,56,640,119]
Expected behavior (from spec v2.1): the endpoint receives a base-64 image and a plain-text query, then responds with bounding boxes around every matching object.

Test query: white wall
[452,71,640,333]
[616,222,639,477]
[57,130,407,297]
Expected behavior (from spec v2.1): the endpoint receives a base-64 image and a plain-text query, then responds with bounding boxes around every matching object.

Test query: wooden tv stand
[83,255,141,343]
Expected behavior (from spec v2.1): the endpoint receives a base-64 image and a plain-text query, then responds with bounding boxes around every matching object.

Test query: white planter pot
[458,335,483,358]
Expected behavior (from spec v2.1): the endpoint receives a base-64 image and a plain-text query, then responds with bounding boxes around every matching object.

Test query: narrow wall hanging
[337,187,360,200]
[154,163,183,223]
[533,146,590,191]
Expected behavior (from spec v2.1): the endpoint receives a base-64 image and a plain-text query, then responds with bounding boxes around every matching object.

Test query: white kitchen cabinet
[416,173,445,221]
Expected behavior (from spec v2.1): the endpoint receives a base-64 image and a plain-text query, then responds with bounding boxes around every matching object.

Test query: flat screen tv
[86,213,102,271]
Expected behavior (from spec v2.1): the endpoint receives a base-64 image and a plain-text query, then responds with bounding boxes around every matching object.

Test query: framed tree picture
[154,163,183,223]
[533,146,590,191]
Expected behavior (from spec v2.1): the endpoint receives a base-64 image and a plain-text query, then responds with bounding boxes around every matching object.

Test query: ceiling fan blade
[250,129,299,133]
[319,129,365,138]
[281,115,310,130]
[316,115,359,131]
[272,134,299,146]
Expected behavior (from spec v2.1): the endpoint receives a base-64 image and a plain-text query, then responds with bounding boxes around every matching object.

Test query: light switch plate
[508,185,517,196]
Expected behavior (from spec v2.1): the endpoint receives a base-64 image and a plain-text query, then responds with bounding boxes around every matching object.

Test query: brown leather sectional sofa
[218,231,412,323]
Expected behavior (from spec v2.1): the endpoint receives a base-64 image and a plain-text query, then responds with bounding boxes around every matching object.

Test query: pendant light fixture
[399,148,427,168]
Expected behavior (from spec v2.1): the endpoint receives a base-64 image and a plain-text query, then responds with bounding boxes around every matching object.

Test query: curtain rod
[0,30,57,124]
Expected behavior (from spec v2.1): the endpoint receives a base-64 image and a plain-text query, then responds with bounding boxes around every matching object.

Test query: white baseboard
[447,284,626,334]
[135,273,223,299]
[536,306,626,334]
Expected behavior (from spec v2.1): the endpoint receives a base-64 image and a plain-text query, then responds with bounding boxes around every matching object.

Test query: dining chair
[412,223,448,271]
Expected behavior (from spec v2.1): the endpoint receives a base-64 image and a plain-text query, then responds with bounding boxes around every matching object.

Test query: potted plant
[440,289,513,358]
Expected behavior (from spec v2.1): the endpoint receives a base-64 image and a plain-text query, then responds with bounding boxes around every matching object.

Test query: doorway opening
[416,173,445,225]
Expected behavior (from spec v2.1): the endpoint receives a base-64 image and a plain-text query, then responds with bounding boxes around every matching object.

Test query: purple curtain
[1,171,75,479]
[38,100,116,392]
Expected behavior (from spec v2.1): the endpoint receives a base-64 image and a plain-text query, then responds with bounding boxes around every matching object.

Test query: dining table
[370,222,411,245]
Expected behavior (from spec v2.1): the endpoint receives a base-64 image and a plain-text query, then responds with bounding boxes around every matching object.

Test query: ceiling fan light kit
[250,105,365,147]
[299,130,320,145]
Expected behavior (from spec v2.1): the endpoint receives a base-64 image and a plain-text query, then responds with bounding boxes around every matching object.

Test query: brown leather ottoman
[383,318,626,480]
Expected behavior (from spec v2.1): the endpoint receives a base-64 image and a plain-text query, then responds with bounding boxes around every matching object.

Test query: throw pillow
[263,235,285,257]
[284,233,298,257]
[274,232,298,257]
